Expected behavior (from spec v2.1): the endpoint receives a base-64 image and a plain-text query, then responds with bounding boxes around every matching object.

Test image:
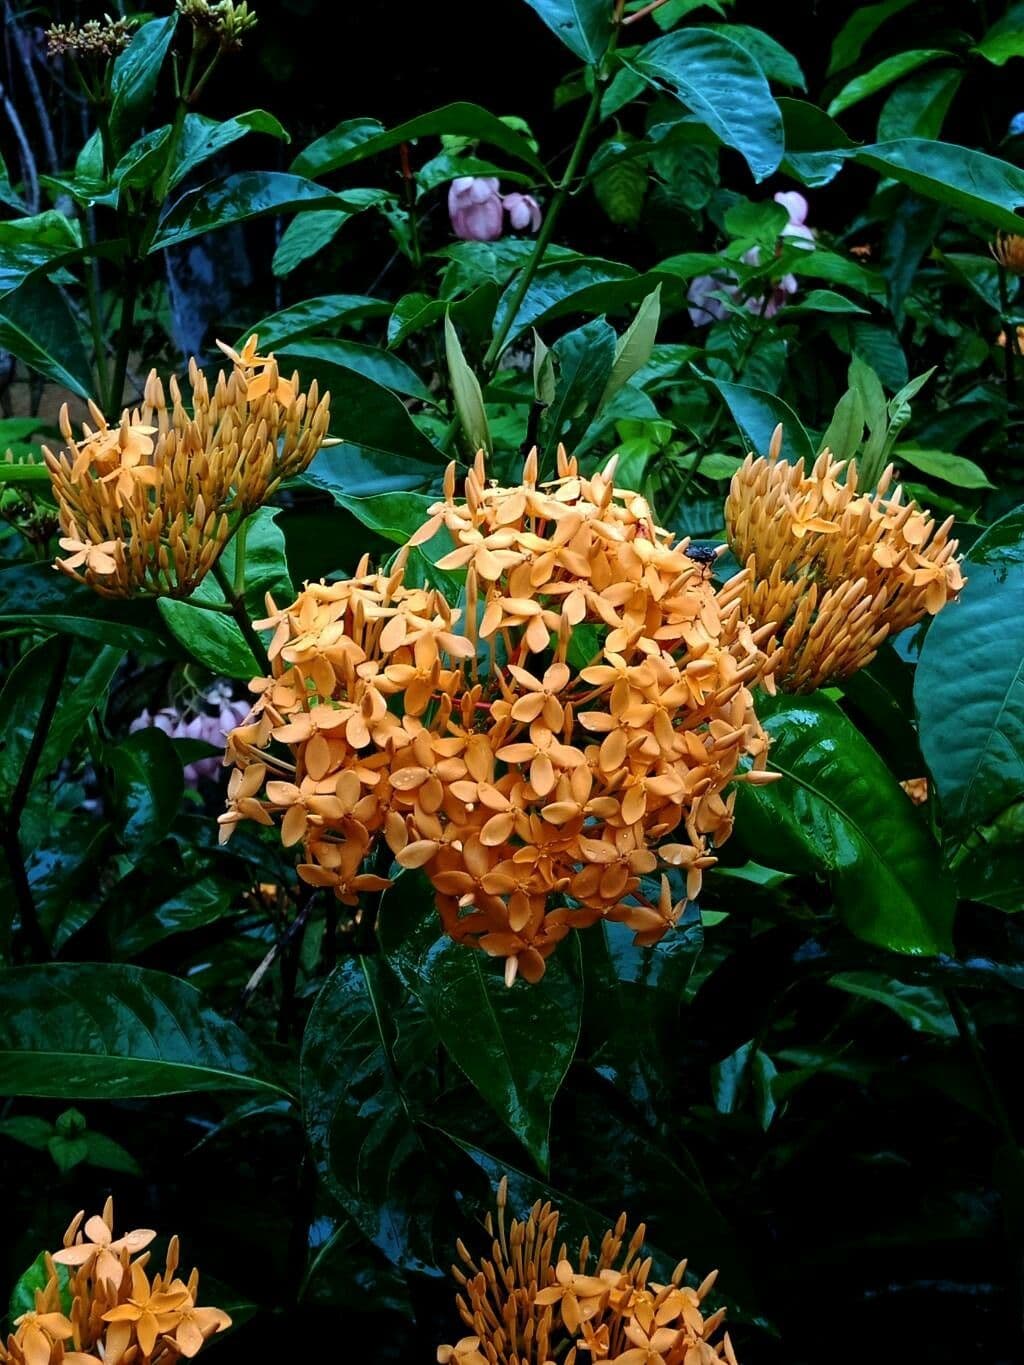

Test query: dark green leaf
[0,637,67,801]
[279,338,431,403]
[778,98,856,187]
[0,964,286,1098]
[0,564,173,655]
[0,276,91,396]
[301,957,445,1274]
[629,29,784,182]
[115,877,238,957]
[877,67,962,140]
[893,446,993,489]
[293,104,545,178]
[492,256,637,348]
[735,691,956,954]
[152,175,377,251]
[915,506,1024,837]
[109,15,177,154]
[541,318,617,460]
[169,110,289,189]
[827,50,953,118]
[271,192,392,276]
[519,0,611,65]
[710,23,806,90]
[830,970,955,1035]
[379,871,581,1171]
[10,1253,69,1321]
[445,315,490,454]
[828,0,920,76]
[856,139,1024,234]
[108,727,183,851]
[244,294,388,350]
[709,378,815,464]
[974,3,1024,66]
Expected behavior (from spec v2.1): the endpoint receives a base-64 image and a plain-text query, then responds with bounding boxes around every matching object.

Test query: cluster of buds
[45,337,330,598]
[725,434,964,692]
[176,0,258,51]
[0,1198,230,1365]
[45,17,135,58]
[991,232,1024,275]
[438,1178,738,1365]
[220,448,777,984]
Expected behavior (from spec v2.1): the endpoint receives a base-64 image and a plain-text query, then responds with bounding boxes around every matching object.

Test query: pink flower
[688,190,813,326]
[502,192,542,232]
[448,177,504,241]
[130,684,250,787]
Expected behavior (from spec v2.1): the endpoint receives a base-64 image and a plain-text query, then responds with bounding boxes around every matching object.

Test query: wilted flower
[449,178,505,241]
[0,1197,230,1365]
[438,1177,739,1365]
[176,0,258,51]
[131,684,251,786]
[503,192,542,232]
[725,428,965,691]
[45,337,330,598]
[901,777,929,805]
[991,232,1024,274]
[688,190,813,326]
[221,448,777,983]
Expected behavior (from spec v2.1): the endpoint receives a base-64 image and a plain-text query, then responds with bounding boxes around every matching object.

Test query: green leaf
[10,1253,69,1321]
[877,67,962,140]
[115,877,237,957]
[828,0,920,76]
[330,491,434,544]
[710,23,806,90]
[0,964,286,1098]
[778,98,856,187]
[915,506,1024,838]
[0,210,82,297]
[735,691,956,955]
[157,599,255,679]
[168,110,289,189]
[818,386,865,460]
[109,15,177,154]
[974,3,1024,66]
[301,957,445,1273]
[830,971,956,1036]
[0,637,67,801]
[520,0,611,65]
[592,147,648,227]
[0,276,91,396]
[709,378,815,465]
[0,565,173,655]
[892,446,993,489]
[855,139,1024,235]
[272,211,348,276]
[601,285,661,406]
[244,294,388,350]
[445,314,491,455]
[541,318,617,460]
[107,727,183,850]
[152,175,378,251]
[629,29,784,182]
[293,104,545,178]
[81,1130,141,1175]
[279,339,431,402]
[302,369,444,498]
[39,643,123,780]
[492,256,638,348]
[378,871,581,1171]
[827,50,953,118]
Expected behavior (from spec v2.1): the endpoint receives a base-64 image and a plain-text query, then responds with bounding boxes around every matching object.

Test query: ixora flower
[221,448,778,984]
[0,1197,230,1365]
[725,427,965,692]
[688,190,813,326]
[44,337,331,598]
[448,179,543,240]
[991,231,1024,275]
[438,1177,738,1365]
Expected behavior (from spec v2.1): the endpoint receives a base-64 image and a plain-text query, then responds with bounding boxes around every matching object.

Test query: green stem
[946,988,1016,1147]
[3,635,71,961]
[84,248,109,409]
[212,559,270,672]
[233,517,248,597]
[481,73,607,376]
[108,265,139,411]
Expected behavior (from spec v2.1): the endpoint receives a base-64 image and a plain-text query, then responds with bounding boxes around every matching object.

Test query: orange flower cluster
[438,1178,738,1365]
[45,336,330,598]
[725,435,964,692]
[0,1198,230,1365]
[221,448,777,983]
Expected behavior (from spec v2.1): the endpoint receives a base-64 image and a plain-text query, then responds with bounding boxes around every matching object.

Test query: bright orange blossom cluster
[220,448,778,984]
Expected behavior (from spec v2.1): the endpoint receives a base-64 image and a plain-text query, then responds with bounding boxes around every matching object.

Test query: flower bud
[448,177,504,242]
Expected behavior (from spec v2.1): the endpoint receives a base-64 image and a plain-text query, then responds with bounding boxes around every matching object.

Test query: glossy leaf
[493,256,638,348]
[152,175,380,251]
[301,957,445,1273]
[915,507,1024,837]
[877,67,962,141]
[39,643,123,781]
[830,971,955,1036]
[601,285,661,406]
[710,378,816,465]
[827,0,919,76]
[0,964,285,1098]
[778,98,856,187]
[856,140,1024,234]
[107,727,184,851]
[168,110,289,189]
[827,50,953,118]
[541,318,617,460]
[520,0,611,64]
[892,446,993,489]
[115,878,238,957]
[629,29,784,182]
[271,193,392,276]
[735,691,956,954]
[244,294,388,350]
[0,276,91,397]
[0,638,67,801]
[109,15,177,154]
[0,565,172,655]
[974,4,1024,66]
[379,871,581,1171]
[293,103,545,178]
[279,338,431,403]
